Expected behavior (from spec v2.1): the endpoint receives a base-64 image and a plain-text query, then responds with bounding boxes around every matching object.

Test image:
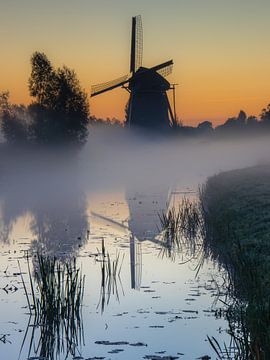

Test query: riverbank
[200,165,270,358]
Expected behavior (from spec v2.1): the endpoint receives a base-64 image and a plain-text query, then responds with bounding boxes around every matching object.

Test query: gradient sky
[1,0,270,125]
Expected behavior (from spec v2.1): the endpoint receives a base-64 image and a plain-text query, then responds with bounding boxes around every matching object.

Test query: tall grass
[158,198,204,261]
[97,238,124,313]
[19,253,85,360]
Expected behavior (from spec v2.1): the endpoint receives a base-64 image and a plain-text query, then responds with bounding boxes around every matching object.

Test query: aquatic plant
[19,253,85,359]
[97,238,124,313]
[158,198,204,260]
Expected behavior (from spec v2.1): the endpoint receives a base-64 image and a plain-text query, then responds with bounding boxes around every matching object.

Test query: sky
[0,0,270,126]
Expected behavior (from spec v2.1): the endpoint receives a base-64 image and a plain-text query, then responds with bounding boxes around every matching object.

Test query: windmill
[91,15,177,129]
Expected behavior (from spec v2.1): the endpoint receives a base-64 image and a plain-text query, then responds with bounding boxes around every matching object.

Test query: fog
[0,128,269,250]
[1,128,269,207]
[80,128,270,191]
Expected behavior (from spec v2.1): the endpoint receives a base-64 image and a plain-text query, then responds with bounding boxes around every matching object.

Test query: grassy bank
[200,165,270,359]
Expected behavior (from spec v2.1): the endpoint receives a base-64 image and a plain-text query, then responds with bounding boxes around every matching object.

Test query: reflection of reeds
[19,254,85,360]
[97,238,124,313]
[207,254,270,359]
[207,300,255,360]
[158,198,204,261]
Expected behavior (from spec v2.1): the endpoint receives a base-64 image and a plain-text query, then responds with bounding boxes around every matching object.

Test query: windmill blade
[130,60,174,82]
[149,59,173,75]
[135,15,143,71]
[130,15,143,73]
[91,74,130,97]
[157,62,173,77]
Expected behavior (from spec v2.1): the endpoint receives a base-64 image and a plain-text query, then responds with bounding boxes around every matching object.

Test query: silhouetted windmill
[91,15,176,129]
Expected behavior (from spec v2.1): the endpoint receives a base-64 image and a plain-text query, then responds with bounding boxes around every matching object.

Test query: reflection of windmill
[90,187,172,290]
[91,211,142,290]
[91,15,176,129]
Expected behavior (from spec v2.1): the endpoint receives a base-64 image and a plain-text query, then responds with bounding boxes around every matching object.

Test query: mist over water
[0,130,269,359]
[0,128,268,249]
[80,128,270,191]
[1,129,269,217]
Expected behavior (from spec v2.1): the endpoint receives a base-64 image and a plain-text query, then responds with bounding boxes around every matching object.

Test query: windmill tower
[91,15,176,129]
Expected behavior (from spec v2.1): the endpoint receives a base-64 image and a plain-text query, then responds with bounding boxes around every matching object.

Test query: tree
[260,104,270,126]
[246,116,258,127]
[0,92,29,144]
[237,110,247,125]
[28,52,56,108]
[28,52,89,145]
[197,120,213,133]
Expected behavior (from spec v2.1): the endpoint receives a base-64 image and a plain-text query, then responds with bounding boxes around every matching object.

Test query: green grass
[200,165,270,359]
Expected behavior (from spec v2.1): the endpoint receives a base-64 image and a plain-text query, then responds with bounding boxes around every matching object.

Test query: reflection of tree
[30,193,88,257]
[0,152,89,258]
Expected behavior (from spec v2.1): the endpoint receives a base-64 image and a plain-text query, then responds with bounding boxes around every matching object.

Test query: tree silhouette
[246,115,258,127]
[0,92,29,144]
[197,120,213,134]
[237,110,247,125]
[28,52,89,145]
[260,104,270,126]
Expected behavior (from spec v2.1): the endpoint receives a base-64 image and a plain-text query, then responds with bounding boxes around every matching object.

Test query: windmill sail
[90,15,175,129]
[91,74,129,97]
[157,62,173,78]
[148,60,173,74]
[130,15,143,74]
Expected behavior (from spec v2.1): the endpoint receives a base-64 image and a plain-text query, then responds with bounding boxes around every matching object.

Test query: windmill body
[91,16,176,129]
[128,67,172,129]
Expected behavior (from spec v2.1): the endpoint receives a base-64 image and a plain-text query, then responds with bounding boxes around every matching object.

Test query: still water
[3,135,263,359]
[0,178,230,359]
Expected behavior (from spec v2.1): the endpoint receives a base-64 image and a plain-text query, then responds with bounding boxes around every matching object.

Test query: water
[0,182,231,359]
[2,134,267,359]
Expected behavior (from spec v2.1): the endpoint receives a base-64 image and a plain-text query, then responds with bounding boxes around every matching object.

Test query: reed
[19,253,85,359]
[158,198,204,260]
[97,238,124,313]
[26,253,85,320]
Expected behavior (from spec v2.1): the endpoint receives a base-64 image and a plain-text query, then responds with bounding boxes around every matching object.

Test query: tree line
[1,51,270,145]
[173,108,270,138]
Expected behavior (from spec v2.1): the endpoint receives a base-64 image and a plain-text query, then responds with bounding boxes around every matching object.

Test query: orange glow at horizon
[1,0,270,127]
